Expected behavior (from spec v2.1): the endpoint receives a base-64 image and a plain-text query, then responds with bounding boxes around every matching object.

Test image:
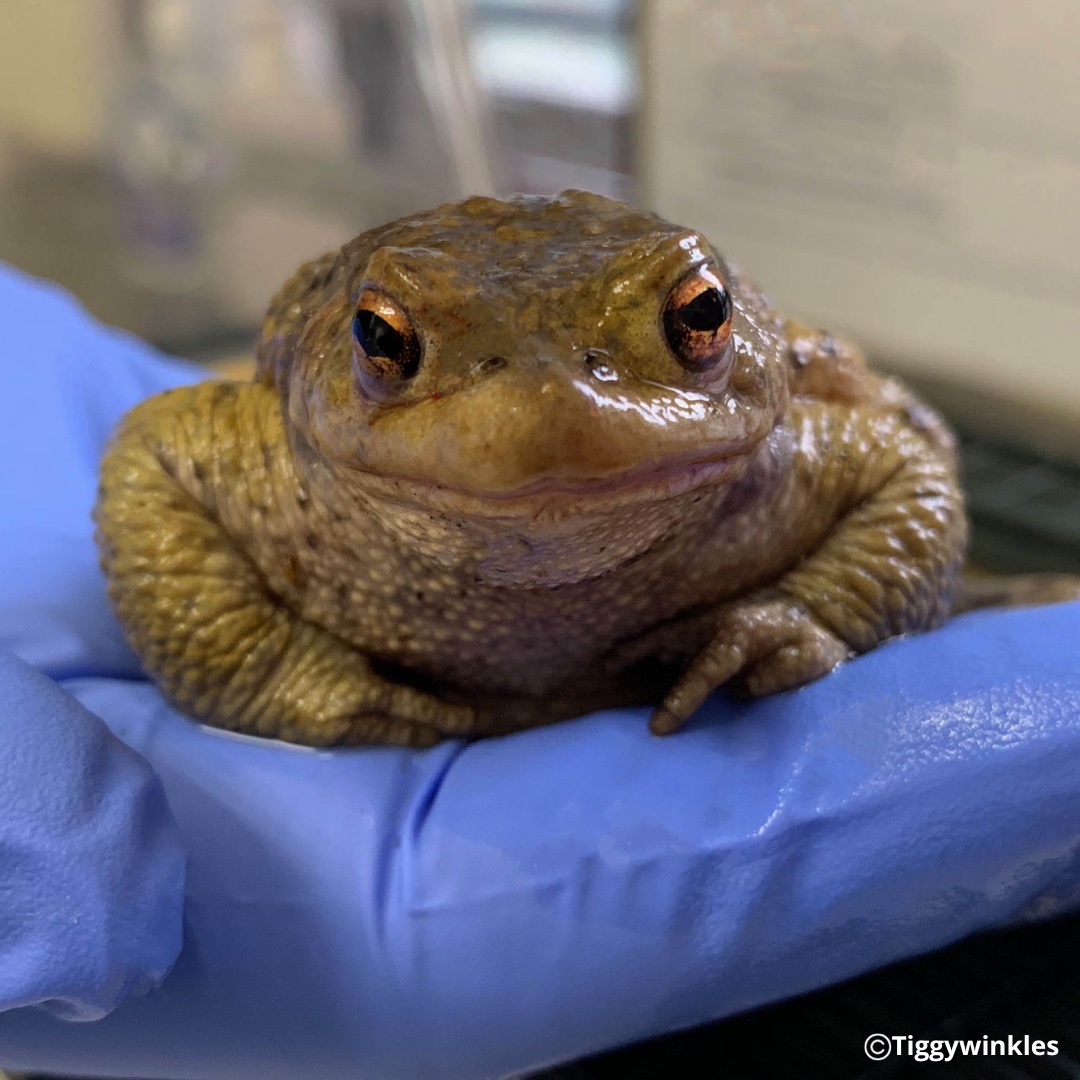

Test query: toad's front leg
[95,381,477,747]
[652,401,967,734]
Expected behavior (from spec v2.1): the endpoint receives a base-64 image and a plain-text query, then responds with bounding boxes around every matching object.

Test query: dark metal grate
[959,430,1080,575]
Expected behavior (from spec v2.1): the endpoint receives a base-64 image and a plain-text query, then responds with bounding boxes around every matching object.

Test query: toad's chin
[323,445,767,588]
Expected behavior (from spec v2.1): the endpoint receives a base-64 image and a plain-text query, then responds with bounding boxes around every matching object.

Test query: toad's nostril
[475,355,508,378]
[584,350,619,382]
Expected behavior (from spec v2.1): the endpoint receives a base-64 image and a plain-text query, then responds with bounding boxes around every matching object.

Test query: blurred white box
[641,0,1080,448]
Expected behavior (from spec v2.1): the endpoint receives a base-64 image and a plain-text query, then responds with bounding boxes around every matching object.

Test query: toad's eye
[352,288,422,383]
[662,267,734,373]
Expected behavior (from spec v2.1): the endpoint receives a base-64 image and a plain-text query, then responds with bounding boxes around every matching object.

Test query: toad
[94,190,1077,746]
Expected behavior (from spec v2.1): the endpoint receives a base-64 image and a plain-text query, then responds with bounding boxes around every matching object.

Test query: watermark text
[864,1034,1059,1063]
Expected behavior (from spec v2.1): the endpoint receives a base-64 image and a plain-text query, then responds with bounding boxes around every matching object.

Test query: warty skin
[96,190,980,746]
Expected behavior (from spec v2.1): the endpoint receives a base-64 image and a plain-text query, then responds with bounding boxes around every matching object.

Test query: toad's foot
[649,597,851,735]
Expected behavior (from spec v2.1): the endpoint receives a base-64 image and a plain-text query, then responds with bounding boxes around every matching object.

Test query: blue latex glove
[0,652,183,1021]
[1,262,1079,1080]
[0,269,188,1023]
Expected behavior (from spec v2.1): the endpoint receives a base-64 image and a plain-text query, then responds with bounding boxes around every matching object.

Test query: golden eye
[352,288,422,383]
[662,267,734,372]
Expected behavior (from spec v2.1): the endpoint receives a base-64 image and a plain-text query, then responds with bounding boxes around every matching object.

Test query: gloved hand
[0,652,183,1021]
[0,267,189,1024]
[1,262,1079,1080]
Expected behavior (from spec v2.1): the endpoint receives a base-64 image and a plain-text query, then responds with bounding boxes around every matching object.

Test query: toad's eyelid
[598,245,714,304]
[357,288,411,328]
[360,246,445,297]
[695,267,726,294]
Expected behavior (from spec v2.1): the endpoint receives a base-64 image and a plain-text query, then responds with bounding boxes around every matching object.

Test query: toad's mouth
[469,449,738,500]
[349,446,746,517]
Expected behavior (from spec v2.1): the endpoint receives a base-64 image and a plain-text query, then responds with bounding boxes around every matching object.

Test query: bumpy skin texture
[96,191,971,747]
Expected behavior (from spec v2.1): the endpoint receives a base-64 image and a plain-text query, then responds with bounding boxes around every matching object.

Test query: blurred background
[3,5,1080,1079]
[2,0,1078,437]
[5,0,1080,572]
[0,0,636,353]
